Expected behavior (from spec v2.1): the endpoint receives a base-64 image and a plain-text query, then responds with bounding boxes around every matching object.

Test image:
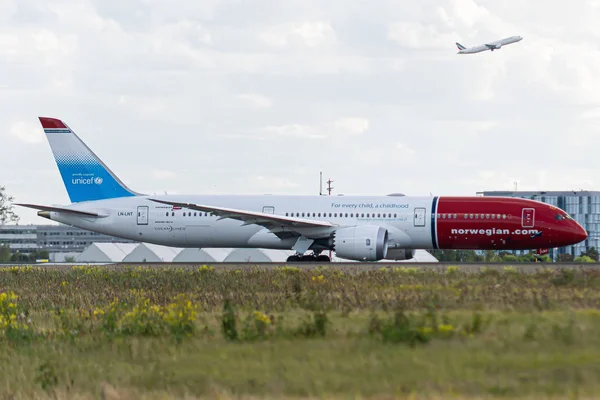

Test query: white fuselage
[458,36,522,54]
[48,194,431,251]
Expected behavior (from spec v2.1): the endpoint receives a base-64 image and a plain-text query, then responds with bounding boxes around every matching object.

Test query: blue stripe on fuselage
[431,196,439,249]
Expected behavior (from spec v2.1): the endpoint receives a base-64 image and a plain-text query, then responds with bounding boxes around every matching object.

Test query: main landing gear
[286,253,331,263]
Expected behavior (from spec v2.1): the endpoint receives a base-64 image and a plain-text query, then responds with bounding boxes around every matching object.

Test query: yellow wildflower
[253,311,270,324]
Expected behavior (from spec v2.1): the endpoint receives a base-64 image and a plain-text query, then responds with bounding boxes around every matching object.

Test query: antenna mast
[327,178,334,196]
[319,171,323,196]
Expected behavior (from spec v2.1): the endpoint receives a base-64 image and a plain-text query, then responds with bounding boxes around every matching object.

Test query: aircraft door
[413,207,426,227]
[137,206,149,225]
[521,208,535,228]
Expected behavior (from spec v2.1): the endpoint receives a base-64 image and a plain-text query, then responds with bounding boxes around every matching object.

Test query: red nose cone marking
[573,225,588,244]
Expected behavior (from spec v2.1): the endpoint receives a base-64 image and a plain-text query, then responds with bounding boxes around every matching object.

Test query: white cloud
[264,117,369,139]
[152,169,177,180]
[10,121,44,143]
[261,21,337,48]
[236,93,272,109]
[254,176,300,189]
[388,22,457,49]
[396,142,416,155]
[449,0,489,27]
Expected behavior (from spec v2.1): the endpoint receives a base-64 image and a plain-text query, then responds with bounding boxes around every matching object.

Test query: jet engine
[333,225,389,261]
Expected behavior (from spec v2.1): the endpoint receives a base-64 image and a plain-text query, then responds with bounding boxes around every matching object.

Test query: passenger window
[502,214,506,219]
[165,212,168,217]
[486,214,490,219]
[366,238,371,246]
[453,214,457,219]
[491,214,495,219]
[345,213,348,218]
[394,214,397,218]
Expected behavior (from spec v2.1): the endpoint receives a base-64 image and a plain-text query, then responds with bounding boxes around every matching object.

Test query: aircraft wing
[16,203,107,218]
[150,199,336,239]
[485,43,500,49]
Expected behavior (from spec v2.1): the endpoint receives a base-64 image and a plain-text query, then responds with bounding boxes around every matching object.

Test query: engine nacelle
[385,248,414,261]
[333,225,389,261]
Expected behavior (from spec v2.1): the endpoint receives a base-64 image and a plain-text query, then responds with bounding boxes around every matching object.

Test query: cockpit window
[555,213,574,221]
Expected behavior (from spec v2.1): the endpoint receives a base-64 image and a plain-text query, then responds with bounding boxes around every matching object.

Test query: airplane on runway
[456,35,523,54]
[17,117,586,263]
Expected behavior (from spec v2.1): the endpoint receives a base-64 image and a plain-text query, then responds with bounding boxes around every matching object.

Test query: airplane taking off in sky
[456,35,523,54]
[17,117,586,263]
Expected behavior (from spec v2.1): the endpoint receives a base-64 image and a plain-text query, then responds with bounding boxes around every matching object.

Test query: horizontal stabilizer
[15,203,107,218]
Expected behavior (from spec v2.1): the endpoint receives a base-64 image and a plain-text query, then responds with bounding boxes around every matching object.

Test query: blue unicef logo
[94,177,103,185]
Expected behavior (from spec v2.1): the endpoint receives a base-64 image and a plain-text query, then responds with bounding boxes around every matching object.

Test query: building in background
[477,191,600,259]
[0,224,137,261]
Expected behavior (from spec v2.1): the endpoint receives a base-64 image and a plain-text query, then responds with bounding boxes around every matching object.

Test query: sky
[2,0,600,224]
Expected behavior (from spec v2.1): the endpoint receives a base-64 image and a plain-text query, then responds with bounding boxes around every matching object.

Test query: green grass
[1,264,600,398]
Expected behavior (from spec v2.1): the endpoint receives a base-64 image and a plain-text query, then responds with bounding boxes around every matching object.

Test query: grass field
[1,264,600,399]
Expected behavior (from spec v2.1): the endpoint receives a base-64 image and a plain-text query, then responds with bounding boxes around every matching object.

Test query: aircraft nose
[573,222,588,244]
[559,220,587,246]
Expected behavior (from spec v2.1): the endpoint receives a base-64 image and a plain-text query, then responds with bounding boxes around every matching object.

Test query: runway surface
[2,262,599,273]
